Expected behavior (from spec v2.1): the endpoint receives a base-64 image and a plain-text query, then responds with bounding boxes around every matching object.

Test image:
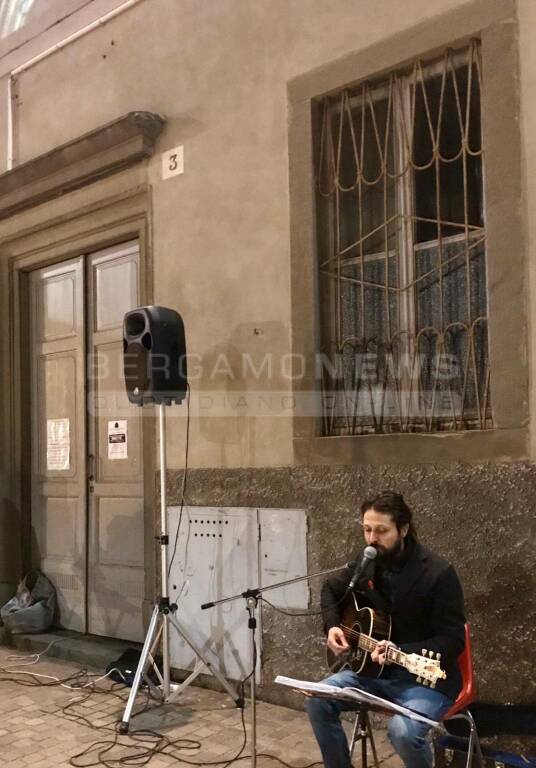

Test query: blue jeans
[305,668,453,768]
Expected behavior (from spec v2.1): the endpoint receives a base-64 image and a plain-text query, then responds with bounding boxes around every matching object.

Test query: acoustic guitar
[326,592,446,688]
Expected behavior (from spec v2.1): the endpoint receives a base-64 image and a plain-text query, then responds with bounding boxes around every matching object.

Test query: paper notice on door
[47,418,70,471]
[108,420,128,460]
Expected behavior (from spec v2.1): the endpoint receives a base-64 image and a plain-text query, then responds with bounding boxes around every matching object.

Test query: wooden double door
[29,241,145,642]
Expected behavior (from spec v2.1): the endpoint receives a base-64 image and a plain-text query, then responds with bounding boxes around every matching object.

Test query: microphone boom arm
[201,562,351,610]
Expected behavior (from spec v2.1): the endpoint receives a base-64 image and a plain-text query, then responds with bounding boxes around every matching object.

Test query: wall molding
[0,111,165,220]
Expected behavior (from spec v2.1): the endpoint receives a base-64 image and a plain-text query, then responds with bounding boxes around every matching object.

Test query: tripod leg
[119,605,162,733]
[145,622,165,687]
[167,614,243,706]
[166,657,206,697]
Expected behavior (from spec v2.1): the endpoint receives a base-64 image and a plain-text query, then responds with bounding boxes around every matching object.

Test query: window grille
[315,40,492,435]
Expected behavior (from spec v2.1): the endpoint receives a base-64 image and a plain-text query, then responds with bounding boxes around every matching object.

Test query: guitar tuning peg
[431,681,436,689]
[416,677,422,683]
[429,651,435,658]
[422,649,427,656]
[436,653,441,661]
[423,680,429,686]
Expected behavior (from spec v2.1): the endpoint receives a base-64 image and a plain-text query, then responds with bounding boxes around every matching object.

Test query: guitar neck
[336,617,446,685]
[357,633,407,668]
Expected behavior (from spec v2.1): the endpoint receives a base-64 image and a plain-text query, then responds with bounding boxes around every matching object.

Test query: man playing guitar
[306,491,465,768]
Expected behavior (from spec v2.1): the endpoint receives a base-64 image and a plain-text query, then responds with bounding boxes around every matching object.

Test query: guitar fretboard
[342,626,407,667]
[336,619,446,685]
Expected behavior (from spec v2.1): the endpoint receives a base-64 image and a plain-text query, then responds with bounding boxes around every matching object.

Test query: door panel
[36,355,78,477]
[37,497,78,557]
[37,272,77,340]
[30,243,144,641]
[96,343,143,482]
[94,258,138,331]
[87,241,144,642]
[30,258,86,632]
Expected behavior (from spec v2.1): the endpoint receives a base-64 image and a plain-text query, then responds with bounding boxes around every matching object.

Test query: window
[0,0,35,39]
[315,41,491,436]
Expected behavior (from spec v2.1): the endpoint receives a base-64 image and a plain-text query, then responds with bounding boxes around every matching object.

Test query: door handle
[88,454,95,491]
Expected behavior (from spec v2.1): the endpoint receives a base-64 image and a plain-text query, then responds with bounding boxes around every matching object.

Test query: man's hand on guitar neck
[371,639,398,666]
[327,627,349,655]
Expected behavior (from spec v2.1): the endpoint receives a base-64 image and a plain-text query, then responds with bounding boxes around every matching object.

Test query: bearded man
[306,491,465,768]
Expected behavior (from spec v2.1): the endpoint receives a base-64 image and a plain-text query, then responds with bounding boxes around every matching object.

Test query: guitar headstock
[405,649,447,687]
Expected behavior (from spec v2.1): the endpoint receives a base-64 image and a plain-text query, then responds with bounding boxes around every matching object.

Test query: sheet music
[274,676,440,727]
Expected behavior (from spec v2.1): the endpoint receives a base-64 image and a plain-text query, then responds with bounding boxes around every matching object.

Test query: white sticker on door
[47,418,70,471]
[108,420,128,460]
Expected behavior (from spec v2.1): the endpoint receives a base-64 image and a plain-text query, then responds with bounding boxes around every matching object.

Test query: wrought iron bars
[315,41,492,435]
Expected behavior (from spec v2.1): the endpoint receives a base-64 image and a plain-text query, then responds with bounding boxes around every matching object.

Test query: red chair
[349,625,483,768]
[439,624,484,768]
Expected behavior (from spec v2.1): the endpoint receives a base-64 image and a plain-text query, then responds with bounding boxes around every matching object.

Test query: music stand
[276,676,441,768]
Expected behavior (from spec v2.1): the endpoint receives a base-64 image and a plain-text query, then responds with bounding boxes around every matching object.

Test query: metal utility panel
[167,507,260,683]
[167,506,308,683]
[258,508,309,610]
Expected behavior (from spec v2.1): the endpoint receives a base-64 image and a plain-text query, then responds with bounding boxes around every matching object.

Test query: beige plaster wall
[0,0,133,72]
[0,0,532,469]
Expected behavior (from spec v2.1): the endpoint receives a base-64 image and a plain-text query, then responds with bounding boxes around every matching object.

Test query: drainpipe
[6,74,14,169]
[6,0,145,170]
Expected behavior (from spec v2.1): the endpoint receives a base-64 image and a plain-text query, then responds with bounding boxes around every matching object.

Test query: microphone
[347,546,377,592]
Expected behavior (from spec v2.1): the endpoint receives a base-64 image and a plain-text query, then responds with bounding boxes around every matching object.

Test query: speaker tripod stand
[119,404,243,733]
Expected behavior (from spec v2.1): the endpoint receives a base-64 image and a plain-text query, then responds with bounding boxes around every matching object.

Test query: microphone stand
[201,563,350,768]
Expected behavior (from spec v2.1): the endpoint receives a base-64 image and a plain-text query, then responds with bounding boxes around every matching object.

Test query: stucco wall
[167,463,536,711]
[1,0,531,471]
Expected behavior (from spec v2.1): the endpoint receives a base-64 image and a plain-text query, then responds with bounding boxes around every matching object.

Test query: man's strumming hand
[327,627,349,655]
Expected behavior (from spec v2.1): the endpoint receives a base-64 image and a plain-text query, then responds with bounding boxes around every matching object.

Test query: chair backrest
[443,623,476,719]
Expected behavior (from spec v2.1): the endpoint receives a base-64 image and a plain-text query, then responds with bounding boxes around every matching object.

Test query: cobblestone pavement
[0,645,398,768]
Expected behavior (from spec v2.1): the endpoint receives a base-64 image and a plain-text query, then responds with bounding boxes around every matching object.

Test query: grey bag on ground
[0,570,56,633]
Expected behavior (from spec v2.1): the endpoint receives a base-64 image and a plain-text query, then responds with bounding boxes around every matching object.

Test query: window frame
[288,0,527,464]
[318,47,488,436]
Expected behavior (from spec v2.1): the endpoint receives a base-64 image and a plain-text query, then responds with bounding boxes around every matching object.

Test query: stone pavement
[0,645,399,768]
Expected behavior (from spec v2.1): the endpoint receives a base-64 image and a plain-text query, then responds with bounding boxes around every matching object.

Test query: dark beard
[375,538,405,569]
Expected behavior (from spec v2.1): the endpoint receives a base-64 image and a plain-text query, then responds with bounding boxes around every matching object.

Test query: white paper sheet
[47,418,70,471]
[108,420,128,460]
[274,676,440,727]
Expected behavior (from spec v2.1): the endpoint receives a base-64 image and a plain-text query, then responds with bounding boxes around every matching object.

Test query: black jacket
[321,541,465,701]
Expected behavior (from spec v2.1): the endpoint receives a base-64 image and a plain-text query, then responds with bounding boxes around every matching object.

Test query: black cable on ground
[0,658,378,768]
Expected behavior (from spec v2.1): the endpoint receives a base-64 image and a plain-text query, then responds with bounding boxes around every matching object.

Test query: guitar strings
[339,624,405,660]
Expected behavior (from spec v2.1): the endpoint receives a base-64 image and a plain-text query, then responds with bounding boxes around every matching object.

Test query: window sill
[293,427,527,465]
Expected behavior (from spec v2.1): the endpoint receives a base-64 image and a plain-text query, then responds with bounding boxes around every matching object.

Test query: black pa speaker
[123,306,187,405]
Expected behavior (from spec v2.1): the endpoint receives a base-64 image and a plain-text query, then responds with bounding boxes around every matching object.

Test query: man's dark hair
[360,491,417,541]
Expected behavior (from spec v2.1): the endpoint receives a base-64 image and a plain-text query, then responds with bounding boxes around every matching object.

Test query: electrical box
[167,506,308,682]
